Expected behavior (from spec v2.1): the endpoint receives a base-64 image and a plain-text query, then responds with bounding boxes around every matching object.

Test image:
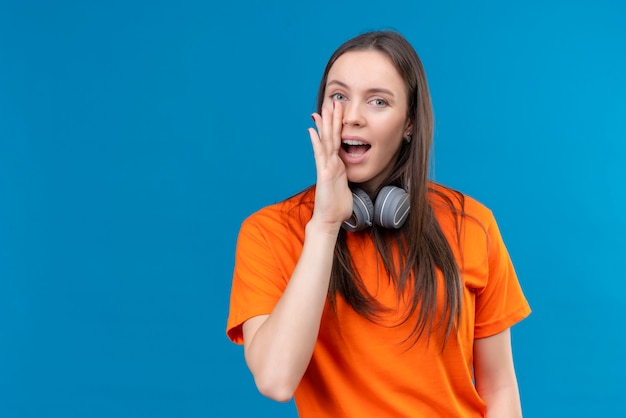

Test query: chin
[347,165,379,182]
[346,174,371,185]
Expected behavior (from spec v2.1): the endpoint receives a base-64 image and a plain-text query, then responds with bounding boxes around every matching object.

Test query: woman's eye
[371,98,388,107]
[331,93,346,101]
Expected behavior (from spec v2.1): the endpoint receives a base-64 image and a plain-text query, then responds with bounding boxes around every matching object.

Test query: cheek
[378,117,407,140]
[320,97,333,112]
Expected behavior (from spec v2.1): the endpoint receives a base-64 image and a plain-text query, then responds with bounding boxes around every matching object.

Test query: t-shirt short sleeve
[225,211,294,345]
[473,211,531,339]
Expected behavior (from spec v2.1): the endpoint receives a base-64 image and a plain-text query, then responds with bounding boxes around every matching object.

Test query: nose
[342,102,365,127]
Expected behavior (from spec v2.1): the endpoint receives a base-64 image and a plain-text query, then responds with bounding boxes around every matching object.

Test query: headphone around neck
[341,186,410,232]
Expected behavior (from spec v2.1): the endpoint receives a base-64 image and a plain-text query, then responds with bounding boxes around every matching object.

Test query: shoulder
[428,181,495,226]
[239,186,315,238]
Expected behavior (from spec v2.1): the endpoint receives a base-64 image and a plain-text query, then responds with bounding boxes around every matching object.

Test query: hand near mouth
[308,101,354,234]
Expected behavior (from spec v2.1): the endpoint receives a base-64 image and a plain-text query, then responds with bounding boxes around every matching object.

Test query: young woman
[226,30,531,417]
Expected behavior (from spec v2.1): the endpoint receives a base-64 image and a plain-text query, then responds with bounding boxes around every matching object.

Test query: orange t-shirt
[226,184,531,418]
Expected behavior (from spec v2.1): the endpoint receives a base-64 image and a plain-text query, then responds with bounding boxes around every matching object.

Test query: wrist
[306,218,342,239]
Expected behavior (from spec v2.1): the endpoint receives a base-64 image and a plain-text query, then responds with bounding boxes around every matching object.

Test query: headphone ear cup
[342,188,374,232]
[374,186,410,229]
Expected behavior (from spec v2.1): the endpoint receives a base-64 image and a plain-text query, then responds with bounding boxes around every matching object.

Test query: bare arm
[242,102,353,402]
[474,328,523,418]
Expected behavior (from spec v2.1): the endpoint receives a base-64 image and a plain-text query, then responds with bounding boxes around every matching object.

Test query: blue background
[1,0,624,416]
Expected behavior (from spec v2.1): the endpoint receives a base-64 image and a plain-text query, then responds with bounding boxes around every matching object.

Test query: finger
[311,113,321,135]
[307,126,322,158]
[332,101,343,153]
[309,114,326,162]
[308,127,332,178]
[320,104,333,154]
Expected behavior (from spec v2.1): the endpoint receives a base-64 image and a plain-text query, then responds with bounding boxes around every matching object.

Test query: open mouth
[341,139,371,156]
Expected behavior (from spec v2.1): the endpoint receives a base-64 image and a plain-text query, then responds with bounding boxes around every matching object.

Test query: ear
[404,119,413,133]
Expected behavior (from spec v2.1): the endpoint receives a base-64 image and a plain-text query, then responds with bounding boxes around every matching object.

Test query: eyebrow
[326,80,396,98]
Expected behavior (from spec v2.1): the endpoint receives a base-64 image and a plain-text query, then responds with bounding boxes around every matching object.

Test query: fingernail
[311,114,315,122]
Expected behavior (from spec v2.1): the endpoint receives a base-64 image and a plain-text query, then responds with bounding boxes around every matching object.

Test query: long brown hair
[317,30,464,346]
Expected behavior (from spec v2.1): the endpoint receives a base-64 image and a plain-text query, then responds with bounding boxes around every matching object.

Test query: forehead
[327,50,406,92]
